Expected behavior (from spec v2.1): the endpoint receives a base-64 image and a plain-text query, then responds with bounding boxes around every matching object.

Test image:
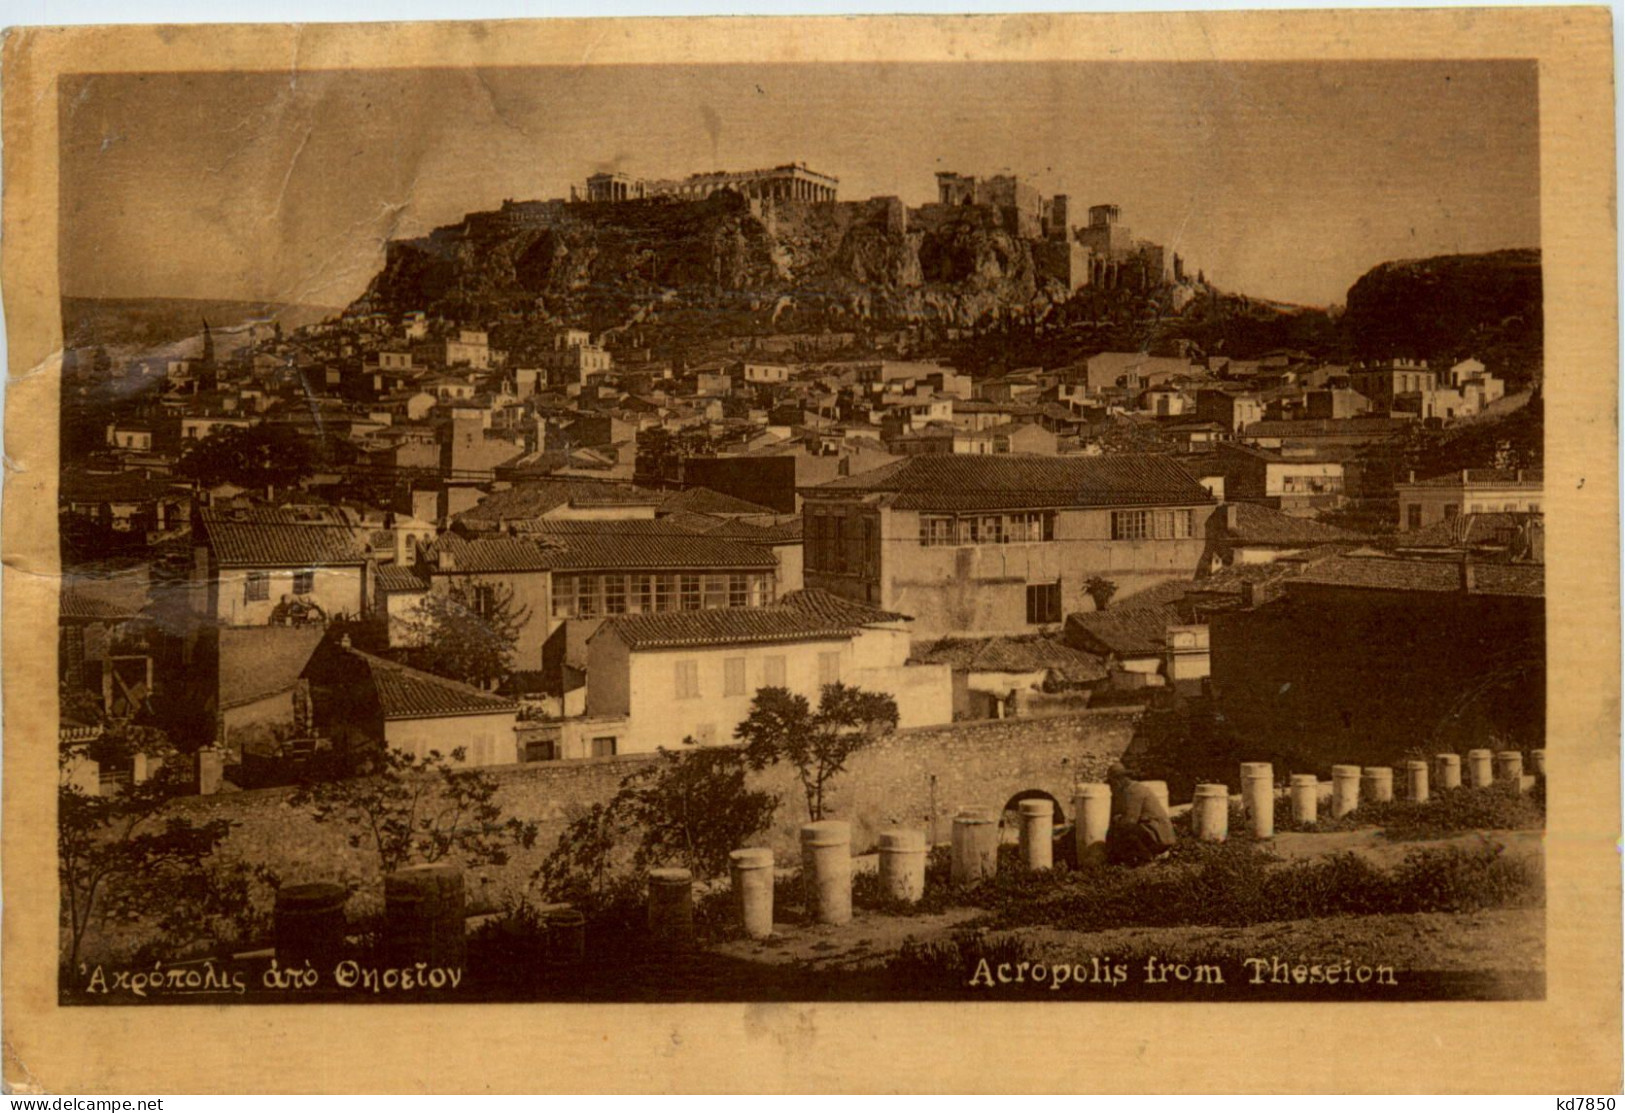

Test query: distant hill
[62,296,339,351]
[1341,249,1542,387]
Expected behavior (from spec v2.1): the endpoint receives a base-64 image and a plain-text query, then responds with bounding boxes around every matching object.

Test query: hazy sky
[60,60,1539,308]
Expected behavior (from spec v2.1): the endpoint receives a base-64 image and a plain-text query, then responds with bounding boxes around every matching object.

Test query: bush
[887,931,1040,988]
[970,838,1542,931]
[1377,783,1545,840]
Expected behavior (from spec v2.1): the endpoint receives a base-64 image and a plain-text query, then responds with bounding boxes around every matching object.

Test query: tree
[536,741,779,903]
[616,743,779,879]
[290,747,539,877]
[736,683,899,822]
[175,424,316,493]
[401,579,531,689]
[1085,576,1118,612]
[59,717,234,973]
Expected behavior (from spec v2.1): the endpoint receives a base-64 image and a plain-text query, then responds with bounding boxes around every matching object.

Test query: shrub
[970,838,1541,931]
[1377,784,1545,840]
[887,931,1040,989]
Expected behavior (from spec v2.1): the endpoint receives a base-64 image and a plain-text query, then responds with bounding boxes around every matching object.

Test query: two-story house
[583,590,951,754]
[801,454,1216,639]
[196,506,370,627]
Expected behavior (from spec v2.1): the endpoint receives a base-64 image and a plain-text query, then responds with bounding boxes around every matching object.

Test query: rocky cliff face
[353,192,1076,330]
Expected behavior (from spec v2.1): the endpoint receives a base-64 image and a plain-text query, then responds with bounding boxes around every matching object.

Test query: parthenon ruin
[583,162,839,204]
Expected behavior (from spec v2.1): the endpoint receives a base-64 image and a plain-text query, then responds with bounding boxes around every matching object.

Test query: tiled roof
[219,625,326,710]
[423,533,556,574]
[703,514,805,544]
[59,590,142,623]
[1064,606,1183,658]
[452,480,665,529]
[778,588,911,625]
[1388,512,1540,552]
[1242,417,1415,439]
[804,454,1213,511]
[200,507,368,568]
[659,486,778,516]
[375,564,429,593]
[597,607,858,651]
[347,648,518,720]
[524,521,777,571]
[660,509,729,534]
[62,469,186,504]
[910,635,1107,682]
[1288,555,1544,598]
[1215,502,1365,546]
[1400,468,1544,488]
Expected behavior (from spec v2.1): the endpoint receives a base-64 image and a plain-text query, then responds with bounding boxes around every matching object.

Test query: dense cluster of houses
[59,304,1543,793]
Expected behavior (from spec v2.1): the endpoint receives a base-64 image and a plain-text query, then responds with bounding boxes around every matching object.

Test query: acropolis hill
[350,165,1189,331]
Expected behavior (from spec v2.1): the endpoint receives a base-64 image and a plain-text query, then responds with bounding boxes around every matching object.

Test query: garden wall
[168,707,1145,905]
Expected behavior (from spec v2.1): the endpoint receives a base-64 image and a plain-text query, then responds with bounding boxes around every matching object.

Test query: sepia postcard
[2,8,1619,1094]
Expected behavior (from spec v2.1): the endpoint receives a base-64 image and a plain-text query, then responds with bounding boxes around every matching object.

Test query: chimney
[1460,557,1476,594]
[1224,503,1238,530]
[1408,470,1416,484]
[1241,581,1258,608]
[438,549,456,572]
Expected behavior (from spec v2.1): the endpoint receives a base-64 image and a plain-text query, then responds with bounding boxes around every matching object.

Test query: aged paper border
[3,9,1618,1094]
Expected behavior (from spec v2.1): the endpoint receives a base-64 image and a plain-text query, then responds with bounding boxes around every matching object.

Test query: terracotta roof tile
[597,608,858,651]
[423,534,555,573]
[347,648,518,719]
[1288,555,1544,598]
[219,626,325,710]
[200,507,368,568]
[1215,502,1365,546]
[375,564,429,593]
[659,486,778,516]
[452,479,665,529]
[911,635,1107,682]
[525,521,776,571]
[804,454,1213,511]
[1064,606,1182,657]
[778,588,910,625]
[59,590,143,623]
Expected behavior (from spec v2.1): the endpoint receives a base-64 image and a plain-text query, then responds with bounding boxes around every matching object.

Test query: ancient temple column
[1362,766,1394,804]
[800,821,853,925]
[1405,761,1430,804]
[1290,774,1319,825]
[879,829,927,903]
[647,868,695,951]
[1435,753,1462,790]
[1018,799,1054,870]
[1332,764,1362,817]
[1193,783,1230,841]
[385,863,466,969]
[729,848,775,939]
[1495,751,1525,787]
[951,807,999,884]
[1073,784,1112,867]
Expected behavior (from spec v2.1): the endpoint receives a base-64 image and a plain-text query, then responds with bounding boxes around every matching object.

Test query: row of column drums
[647,748,1544,947]
[1193,749,1543,842]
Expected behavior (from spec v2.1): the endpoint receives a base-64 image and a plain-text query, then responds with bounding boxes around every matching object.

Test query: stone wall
[171,708,1144,902]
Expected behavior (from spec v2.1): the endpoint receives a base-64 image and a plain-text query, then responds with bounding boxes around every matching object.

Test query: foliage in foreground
[58,717,237,971]
[855,836,1541,934]
[966,839,1543,932]
[290,747,539,876]
[1278,781,1545,838]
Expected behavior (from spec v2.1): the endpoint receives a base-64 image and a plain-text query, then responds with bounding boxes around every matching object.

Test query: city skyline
[61,60,1538,311]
